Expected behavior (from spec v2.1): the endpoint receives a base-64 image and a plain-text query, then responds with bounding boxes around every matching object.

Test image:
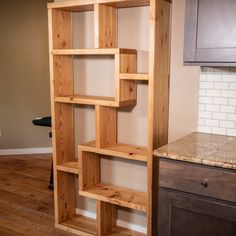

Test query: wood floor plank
[0,154,77,236]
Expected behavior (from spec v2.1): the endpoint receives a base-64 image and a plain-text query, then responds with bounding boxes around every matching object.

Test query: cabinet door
[184,0,236,66]
[158,188,236,236]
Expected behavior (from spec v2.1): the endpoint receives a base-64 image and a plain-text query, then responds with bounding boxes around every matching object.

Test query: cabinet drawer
[159,159,236,203]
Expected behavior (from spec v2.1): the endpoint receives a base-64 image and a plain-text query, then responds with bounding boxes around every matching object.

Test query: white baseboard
[76,208,147,234]
[0,147,52,155]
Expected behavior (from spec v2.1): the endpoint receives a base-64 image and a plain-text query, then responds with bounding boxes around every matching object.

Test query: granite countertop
[154,132,236,170]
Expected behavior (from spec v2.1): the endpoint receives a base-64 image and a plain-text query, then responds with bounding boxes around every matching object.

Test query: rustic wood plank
[79,183,147,212]
[55,95,117,106]
[96,201,116,236]
[52,48,136,55]
[79,141,147,162]
[57,214,96,236]
[48,0,150,11]
[95,106,117,148]
[57,161,79,175]
[94,4,117,48]
[51,9,72,49]
[147,0,171,235]
[78,151,100,191]
[116,52,137,104]
[120,73,149,81]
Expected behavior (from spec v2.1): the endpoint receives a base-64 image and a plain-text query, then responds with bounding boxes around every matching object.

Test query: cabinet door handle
[201,179,208,188]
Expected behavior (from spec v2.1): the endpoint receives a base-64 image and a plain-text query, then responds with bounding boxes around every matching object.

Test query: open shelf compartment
[53,48,137,108]
[57,214,96,236]
[78,149,147,212]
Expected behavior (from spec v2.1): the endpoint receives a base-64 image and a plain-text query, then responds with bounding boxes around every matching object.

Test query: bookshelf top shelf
[48,0,150,11]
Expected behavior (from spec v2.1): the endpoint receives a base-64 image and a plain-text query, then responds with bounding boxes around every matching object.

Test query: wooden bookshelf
[48,0,171,235]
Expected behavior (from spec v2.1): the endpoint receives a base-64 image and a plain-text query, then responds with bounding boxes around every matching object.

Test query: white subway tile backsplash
[227,129,236,136]
[229,98,236,105]
[199,111,212,119]
[220,120,235,128]
[199,96,213,104]
[206,104,220,112]
[213,112,228,120]
[198,126,212,133]
[198,70,236,137]
[220,105,235,113]
[199,89,206,96]
[207,74,221,81]
[212,127,227,135]
[229,83,236,90]
[200,74,207,81]
[228,114,236,121]
[200,82,214,89]
[205,119,219,127]
[222,74,236,82]
[206,89,221,97]
[198,104,205,111]
[214,82,229,90]
[213,97,228,105]
[221,90,236,98]
[198,119,205,125]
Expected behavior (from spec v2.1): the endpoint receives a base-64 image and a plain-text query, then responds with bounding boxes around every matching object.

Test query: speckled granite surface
[154,132,236,170]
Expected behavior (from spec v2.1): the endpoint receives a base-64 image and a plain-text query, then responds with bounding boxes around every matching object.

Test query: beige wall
[0,0,52,149]
[168,0,200,142]
[53,0,200,230]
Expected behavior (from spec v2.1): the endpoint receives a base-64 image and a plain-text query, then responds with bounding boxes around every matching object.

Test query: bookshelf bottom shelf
[56,214,146,236]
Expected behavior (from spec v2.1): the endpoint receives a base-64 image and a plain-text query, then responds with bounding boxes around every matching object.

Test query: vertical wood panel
[95,105,117,148]
[78,151,100,191]
[94,4,117,48]
[147,0,171,235]
[48,7,75,226]
[57,172,76,223]
[52,9,72,49]
[96,201,116,236]
[119,53,137,103]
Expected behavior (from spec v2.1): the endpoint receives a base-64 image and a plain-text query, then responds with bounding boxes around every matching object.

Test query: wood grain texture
[94,4,117,48]
[147,0,171,235]
[51,9,72,49]
[95,106,117,148]
[0,154,77,236]
[57,161,79,175]
[48,0,150,11]
[56,214,96,236]
[79,141,147,162]
[120,73,149,81]
[118,52,137,103]
[53,48,136,55]
[96,201,116,236]
[78,151,100,191]
[80,183,147,212]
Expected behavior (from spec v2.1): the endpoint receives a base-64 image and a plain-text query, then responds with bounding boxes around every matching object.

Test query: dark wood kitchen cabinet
[158,159,236,236]
[184,0,236,66]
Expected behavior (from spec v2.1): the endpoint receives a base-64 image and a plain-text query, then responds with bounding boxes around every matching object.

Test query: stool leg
[48,160,54,190]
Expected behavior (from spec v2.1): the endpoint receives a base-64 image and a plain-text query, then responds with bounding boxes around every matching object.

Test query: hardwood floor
[0,154,76,236]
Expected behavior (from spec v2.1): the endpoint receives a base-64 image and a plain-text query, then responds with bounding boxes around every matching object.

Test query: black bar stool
[32,116,53,189]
